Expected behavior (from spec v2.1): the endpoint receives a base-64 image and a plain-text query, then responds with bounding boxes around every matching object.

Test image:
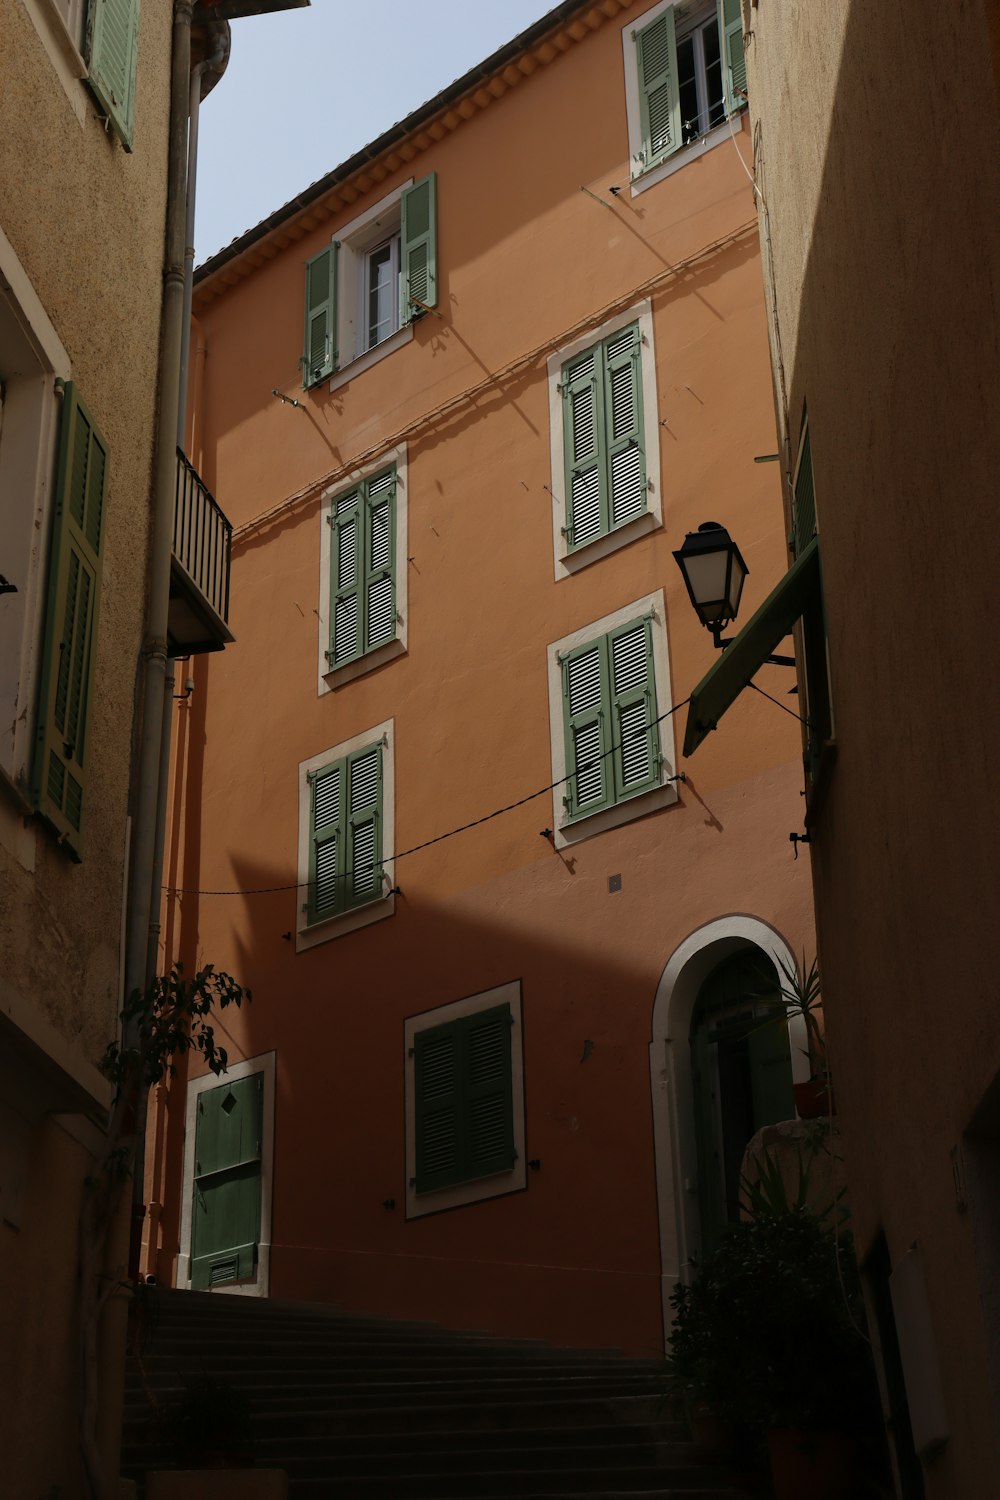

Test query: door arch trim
[649,916,808,1346]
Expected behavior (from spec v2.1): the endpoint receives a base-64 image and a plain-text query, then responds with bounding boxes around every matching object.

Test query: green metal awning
[682,537,820,757]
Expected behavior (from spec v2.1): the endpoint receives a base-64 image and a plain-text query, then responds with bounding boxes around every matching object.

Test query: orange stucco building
[149,0,816,1356]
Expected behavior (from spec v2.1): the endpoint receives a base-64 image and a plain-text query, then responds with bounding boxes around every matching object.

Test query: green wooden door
[690,950,794,1253]
[191,1075,263,1289]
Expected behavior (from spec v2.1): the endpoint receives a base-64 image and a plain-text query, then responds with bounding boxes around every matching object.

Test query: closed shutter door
[563,640,611,817]
[466,1005,515,1180]
[33,385,107,856]
[414,1022,460,1193]
[603,324,646,530]
[309,759,344,922]
[364,470,396,652]
[636,10,680,167]
[191,1074,263,1290]
[347,743,382,906]
[609,618,659,800]
[563,346,606,550]
[330,487,362,666]
[86,0,141,150]
[401,174,438,322]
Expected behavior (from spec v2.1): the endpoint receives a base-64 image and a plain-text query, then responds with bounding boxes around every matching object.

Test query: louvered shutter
[191,1075,263,1290]
[602,324,646,530]
[303,243,338,388]
[562,640,611,819]
[609,618,660,801]
[414,1021,461,1192]
[364,469,396,653]
[33,384,106,857]
[466,1005,515,1180]
[717,0,747,117]
[347,743,382,907]
[562,345,606,550]
[792,425,816,557]
[400,173,438,323]
[308,759,344,922]
[328,487,362,667]
[414,1005,514,1194]
[635,9,680,169]
[85,0,141,151]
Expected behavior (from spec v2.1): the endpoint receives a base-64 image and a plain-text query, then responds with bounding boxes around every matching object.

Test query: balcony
[168,449,234,655]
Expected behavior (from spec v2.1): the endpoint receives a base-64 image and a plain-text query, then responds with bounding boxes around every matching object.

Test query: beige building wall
[0,1,171,1493]
[745,1,1000,1494]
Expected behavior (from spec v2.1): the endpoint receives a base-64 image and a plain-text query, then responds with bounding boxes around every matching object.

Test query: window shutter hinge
[409,1176,416,1187]
[408,1046,414,1057]
[306,769,316,782]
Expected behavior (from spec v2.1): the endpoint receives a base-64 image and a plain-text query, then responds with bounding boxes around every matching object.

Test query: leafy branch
[80,964,250,1500]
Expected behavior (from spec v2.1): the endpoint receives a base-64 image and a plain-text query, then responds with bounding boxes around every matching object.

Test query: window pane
[367,242,394,349]
[702,19,725,129]
[676,36,700,144]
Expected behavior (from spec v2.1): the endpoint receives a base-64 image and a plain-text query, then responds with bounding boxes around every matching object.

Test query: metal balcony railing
[170,449,233,652]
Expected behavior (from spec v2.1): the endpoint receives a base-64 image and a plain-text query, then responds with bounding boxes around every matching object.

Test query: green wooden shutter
[414,1021,460,1193]
[400,173,437,323]
[609,617,660,801]
[191,1075,263,1290]
[562,342,606,550]
[346,743,382,907]
[308,759,345,922]
[602,323,646,530]
[562,639,612,818]
[303,243,338,388]
[792,424,817,557]
[33,384,107,858]
[85,0,141,151]
[717,0,747,117]
[414,1005,514,1194]
[363,469,396,653]
[635,9,680,169]
[328,487,362,667]
[466,1005,515,1180]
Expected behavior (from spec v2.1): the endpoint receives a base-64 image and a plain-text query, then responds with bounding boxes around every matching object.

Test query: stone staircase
[121,1287,750,1498]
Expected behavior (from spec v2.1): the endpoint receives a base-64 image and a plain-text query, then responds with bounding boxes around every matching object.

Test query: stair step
[121,1291,735,1499]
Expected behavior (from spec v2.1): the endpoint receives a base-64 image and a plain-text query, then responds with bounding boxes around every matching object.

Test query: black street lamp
[672,522,749,649]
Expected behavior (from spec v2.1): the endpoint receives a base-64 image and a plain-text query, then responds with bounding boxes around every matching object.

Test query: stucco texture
[747,0,1000,1492]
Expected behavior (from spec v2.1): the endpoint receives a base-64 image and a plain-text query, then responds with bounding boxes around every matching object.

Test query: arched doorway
[649,916,809,1345]
[689,950,794,1253]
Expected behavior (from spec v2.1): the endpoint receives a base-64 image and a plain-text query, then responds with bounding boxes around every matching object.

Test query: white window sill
[557,510,659,579]
[556,779,679,851]
[328,324,412,394]
[321,636,405,694]
[296,890,395,953]
[630,111,745,197]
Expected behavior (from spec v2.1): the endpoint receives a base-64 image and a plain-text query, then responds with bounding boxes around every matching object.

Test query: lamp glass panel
[683,549,731,623]
[727,554,747,617]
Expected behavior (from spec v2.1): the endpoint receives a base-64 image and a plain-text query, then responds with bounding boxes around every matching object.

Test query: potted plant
[666,1207,886,1499]
[752,954,834,1119]
[159,1373,255,1470]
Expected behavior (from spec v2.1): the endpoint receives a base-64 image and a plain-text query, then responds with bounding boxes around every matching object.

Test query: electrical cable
[162,695,691,897]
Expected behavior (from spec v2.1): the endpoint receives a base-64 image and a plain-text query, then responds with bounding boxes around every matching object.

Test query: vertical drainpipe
[134,20,229,1283]
[122,0,194,1276]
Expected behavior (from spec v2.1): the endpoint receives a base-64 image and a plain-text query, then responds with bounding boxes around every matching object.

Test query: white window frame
[317,443,408,693]
[0,226,71,802]
[547,299,662,581]
[404,980,526,1220]
[17,0,88,122]
[328,181,414,393]
[546,589,678,850]
[296,718,395,952]
[622,0,744,199]
[176,1051,277,1298]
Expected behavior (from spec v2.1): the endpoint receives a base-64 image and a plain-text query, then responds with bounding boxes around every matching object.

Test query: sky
[195,0,557,262]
